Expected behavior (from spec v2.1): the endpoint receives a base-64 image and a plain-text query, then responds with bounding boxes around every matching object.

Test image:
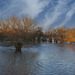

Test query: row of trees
[45,27,75,43]
[0,16,75,51]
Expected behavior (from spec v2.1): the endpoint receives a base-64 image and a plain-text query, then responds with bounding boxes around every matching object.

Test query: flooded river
[0,43,75,75]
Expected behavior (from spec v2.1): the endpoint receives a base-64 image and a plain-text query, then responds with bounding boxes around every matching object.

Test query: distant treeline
[45,27,75,44]
[0,16,75,51]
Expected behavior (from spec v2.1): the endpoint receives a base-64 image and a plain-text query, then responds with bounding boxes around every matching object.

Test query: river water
[0,43,75,75]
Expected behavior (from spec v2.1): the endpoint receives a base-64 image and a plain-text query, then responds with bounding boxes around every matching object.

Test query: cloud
[59,2,75,27]
[0,0,75,29]
[41,0,73,29]
[0,0,50,19]
[22,0,50,18]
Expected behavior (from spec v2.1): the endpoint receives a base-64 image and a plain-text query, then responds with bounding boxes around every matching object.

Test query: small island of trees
[0,16,75,51]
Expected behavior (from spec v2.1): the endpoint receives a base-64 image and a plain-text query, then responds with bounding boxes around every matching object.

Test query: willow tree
[0,16,37,51]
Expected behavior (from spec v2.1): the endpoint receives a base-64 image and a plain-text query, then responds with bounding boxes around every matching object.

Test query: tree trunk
[15,42,22,52]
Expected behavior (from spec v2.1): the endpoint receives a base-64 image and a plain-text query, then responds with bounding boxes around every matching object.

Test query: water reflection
[0,43,75,75]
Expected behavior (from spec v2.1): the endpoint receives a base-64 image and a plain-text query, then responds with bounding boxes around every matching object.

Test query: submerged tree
[0,16,37,51]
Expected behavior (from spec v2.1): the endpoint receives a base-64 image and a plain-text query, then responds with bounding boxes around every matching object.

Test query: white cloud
[0,0,75,29]
[59,2,75,27]
[0,0,50,19]
[41,0,72,29]
[22,0,50,18]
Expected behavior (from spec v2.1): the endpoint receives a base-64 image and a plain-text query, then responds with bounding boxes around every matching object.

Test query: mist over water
[0,43,75,75]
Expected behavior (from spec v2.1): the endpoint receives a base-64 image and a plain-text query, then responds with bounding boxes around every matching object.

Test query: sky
[0,0,75,29]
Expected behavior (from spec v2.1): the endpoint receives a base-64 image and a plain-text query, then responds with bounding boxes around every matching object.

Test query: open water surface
[0,43,75,75]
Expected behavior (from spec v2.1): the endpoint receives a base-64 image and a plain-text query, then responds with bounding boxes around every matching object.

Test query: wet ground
[0,43,75,75]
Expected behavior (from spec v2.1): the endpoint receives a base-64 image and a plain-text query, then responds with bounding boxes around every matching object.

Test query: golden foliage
[46,27,75,43]
[65,28,75,43]
[0,16,75,44]
[0,16,37,42]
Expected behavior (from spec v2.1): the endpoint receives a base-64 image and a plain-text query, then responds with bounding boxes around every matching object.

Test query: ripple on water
[0,43,75,75]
